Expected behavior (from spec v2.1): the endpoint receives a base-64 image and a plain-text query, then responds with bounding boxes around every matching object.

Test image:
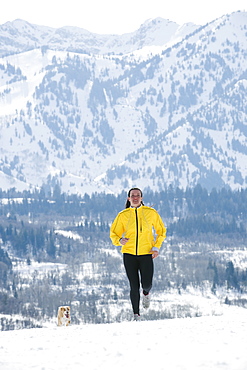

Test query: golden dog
[57,306,71,326]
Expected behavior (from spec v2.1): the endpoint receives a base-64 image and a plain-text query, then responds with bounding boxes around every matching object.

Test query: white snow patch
[54,229,83,242]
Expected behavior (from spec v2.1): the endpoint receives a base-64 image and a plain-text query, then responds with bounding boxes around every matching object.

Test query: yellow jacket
[110,205,166,255]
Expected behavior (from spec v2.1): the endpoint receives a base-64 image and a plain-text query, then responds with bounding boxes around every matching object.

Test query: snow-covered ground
[0,306,246,370]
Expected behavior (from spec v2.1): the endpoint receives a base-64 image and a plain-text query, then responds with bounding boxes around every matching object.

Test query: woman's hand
[150,250,159,259]
[120,238,129,245]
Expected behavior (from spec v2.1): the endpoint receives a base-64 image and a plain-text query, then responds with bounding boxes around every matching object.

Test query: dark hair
[125,187,144,208]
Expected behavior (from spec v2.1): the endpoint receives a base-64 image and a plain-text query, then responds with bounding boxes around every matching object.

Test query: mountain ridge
[0,17,198,57]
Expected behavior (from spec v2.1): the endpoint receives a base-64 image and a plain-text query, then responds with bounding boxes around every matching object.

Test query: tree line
[1,184,247,227]
[1,184,247,213]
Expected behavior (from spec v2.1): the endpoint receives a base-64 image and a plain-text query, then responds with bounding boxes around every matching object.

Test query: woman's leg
[123,253,140,315]
[139,254,154,295]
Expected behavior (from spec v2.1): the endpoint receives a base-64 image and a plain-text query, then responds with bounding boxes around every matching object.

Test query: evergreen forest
[0,185,247,330]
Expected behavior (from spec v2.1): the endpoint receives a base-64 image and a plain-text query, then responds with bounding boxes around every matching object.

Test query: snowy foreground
[0,306,246,370]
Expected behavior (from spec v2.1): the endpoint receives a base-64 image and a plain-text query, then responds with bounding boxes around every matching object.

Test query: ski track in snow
[0,306,246,370]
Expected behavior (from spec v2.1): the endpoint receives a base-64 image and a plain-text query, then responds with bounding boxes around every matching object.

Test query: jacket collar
[130,204,143,209]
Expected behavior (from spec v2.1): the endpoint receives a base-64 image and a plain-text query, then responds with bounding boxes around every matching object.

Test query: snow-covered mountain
[0,11,247,195]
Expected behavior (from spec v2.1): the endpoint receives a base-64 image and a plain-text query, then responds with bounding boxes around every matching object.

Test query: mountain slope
[0,11,247,194]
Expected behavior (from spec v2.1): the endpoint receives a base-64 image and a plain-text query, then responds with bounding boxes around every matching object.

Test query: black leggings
[123,253,154,315]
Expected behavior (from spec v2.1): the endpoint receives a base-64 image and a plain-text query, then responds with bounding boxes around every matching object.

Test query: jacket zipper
[135,208,138,255]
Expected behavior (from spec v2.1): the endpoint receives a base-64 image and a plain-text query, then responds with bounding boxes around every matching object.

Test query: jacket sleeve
[153,211,166,249]
[110,213,124,246]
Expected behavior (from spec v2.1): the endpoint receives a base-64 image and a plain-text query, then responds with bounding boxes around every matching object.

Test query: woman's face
[128,189,143,208]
